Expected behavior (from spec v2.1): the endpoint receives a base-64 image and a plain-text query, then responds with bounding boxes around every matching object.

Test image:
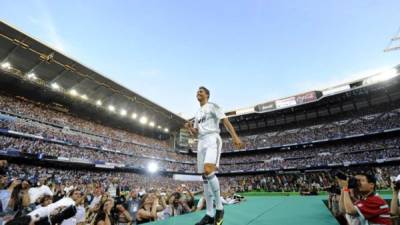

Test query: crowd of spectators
[222,108,400,151]
[1,93,400,224]
[0,130,399,173]
[1,116,400,173]
[0,162,204,224]
[0,135,196,173]
[0,94,169,149]
[2,162,400,224]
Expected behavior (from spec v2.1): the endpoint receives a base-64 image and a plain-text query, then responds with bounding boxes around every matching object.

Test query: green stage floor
[148,196,339,225]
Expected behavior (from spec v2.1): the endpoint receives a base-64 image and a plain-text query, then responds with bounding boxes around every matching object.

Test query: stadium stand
[1,20,400,225]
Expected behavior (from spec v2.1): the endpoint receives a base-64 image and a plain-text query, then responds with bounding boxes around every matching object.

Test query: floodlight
[140,116,148,124]
[26,73,37,80]
[147,162,159,173]
[120,109,127,116]
[108,105,115,112]
[69,89,78,96]
[96,100,102,106]
[1,62,11,69]
[157,125,162,129]
[80,94,88,100]
[164,128,169,133]
[51,83,60,90]
[131,113,138,119]
[149,121,155,127]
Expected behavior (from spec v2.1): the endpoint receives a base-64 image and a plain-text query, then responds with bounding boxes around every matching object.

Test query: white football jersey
[194,102,226,138]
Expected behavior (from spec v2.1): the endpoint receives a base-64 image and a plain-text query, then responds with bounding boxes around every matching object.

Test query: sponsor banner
[312,139,328,143]
[384,128,400,132]
[275,97,297,108]
[173,174,202,182]
[385,157,400,162]
[70,158,91,164]
[255,101,276,112]
[95,164,114,169]
[95,160,106,164]
[235,107,255,115]
[50,139,67,144]
[295,91,318,104]
[345,134,364,138]
[57,157,70,161]
[105,162,124,167]
[322,84,350,96]
[0,128,9,133]
[318,152,331,156]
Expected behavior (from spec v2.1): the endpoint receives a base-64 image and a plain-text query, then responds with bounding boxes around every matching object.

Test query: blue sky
[1,0,399,118]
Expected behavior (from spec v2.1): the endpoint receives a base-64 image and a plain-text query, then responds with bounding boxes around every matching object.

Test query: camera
[393,175,400,191]
[6,205,77,225]
[335,171,359,189]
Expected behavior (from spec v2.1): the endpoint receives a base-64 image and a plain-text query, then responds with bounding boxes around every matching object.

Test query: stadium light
[139,116,148,125]
[147,162,159,173]
[164,128,169,133]
[69,89,78,96]
[149,121,155,127]
[157,125,162,129]
[51,82,60,90]
[108,105,115,112]
[131,113,138,119]
[120,109,127,116]
[26,73,37,80]
[363,68,399,85]
[80,94,88,100]
[1,62,11,69]
[96,100,102,106]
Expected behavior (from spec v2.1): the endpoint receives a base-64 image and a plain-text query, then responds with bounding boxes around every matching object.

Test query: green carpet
[147,196,339,225]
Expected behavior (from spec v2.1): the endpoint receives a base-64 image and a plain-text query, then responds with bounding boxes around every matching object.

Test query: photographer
[94,198,115,225]
[136,194,158,224]
[390,175,400,217]
[113,192,133,225]
[339,173,391,225]
[61,189,84,225]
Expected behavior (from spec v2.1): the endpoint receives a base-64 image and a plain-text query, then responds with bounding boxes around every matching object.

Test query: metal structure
[0,20,186,139]
[384,26,400,52]
[221,66,400,135]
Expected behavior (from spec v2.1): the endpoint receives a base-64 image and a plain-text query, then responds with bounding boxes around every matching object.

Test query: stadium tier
[0,20,400,225]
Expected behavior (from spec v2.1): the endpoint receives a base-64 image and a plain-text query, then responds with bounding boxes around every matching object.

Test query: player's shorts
[197,133,222,174]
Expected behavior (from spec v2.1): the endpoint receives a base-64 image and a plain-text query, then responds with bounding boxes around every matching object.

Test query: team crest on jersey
[198,116,206,124]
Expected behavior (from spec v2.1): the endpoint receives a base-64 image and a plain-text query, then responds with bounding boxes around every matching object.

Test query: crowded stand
[0,96,400,173]
[1,117,400,173]
[0,162,203,224]
[1,162,400,224]
[0,95,169,150]
[222,107,400,152]
[0,77,399,225]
